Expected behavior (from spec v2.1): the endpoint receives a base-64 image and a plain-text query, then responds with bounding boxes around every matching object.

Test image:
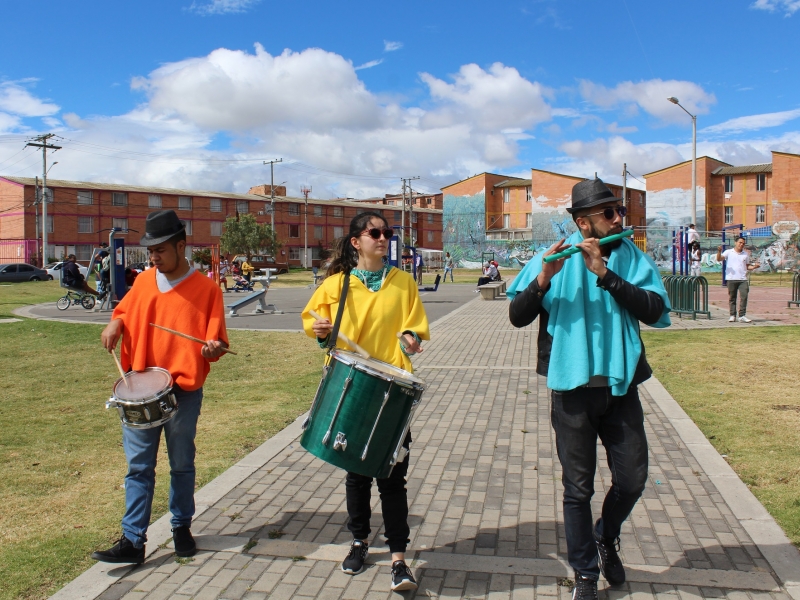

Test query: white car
[45,261,89,281]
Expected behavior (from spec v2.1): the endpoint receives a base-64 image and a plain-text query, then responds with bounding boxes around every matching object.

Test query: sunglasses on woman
[582,205,627,221]
[360,228,395,240]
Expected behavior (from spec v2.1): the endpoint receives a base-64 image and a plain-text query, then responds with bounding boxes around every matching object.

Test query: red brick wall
[530,169,581,210]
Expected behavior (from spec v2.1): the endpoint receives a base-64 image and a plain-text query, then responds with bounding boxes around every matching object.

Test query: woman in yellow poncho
[302,211,429,592]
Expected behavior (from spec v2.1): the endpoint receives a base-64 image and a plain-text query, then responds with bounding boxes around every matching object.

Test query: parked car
[44,261,89,280]
[231,254,289,274]
[0,263,51,282]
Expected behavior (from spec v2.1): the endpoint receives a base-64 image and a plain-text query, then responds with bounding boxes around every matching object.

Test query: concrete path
[52,296,800,599]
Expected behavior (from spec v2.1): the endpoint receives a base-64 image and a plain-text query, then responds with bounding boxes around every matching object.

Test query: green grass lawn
[0,317,323,599]
[642,326,800,547]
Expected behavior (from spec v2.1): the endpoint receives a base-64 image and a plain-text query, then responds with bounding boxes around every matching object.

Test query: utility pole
[26,134,61,266]
[34,176,40,265]
[300,185,312,269]
[263,158,283,233]
[400,176,420,247]
[622,163,627,228]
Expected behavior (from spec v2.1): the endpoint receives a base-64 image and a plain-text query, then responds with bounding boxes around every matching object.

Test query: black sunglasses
[361,228,394,240]
[582,206,627,221]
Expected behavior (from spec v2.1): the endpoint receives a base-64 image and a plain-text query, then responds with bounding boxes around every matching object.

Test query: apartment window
[314,225,323,239]
[149,194,162,208]
[426,198,432,205]
[76,245,93,261]
[333,206,343,218]
[289,247,301,260]
[288,204,300,216]
[526,187,532,202]
[638,192,644,207]
[40,187,53,203]
[756,205,766,224]
[392,211,401,222]
[237,200,249,214]
[112,192,128,206]
[210,198,222,212]
[756,173,766,191]
[210,221,223,236]
[724,206,733,224]
[182,220,192,235]
[178,196,192,211]
[78,216,93,233]
[333,226,344,238]
[427,213,434,223]
[427,230,434,242]
[77,190,93,205]
[112,218,128,230]
[724,176,734,193]
[313,205,323,217]
[503,214,510,229]
[639,217,646,227]
[412,212,418,223]
[503,188,510,203]
[37,215,54,233]
[289,224,300,238]
[526,213,532,228]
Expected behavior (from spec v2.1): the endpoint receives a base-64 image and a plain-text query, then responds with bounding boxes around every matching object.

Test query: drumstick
[543,228,635,263]
[308,310,370,359]
[111,348,129,390]
[149,323,238,355]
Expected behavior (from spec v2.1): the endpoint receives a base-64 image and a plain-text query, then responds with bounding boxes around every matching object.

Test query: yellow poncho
[301,268,430,372]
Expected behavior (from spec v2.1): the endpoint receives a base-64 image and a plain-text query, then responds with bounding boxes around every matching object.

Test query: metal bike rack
[789,272,800,308]
[662,275,712,320]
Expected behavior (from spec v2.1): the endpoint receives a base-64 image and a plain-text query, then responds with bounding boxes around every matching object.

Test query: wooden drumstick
[149,323,238,355]
[111,348,129,389]
[308,310,370,359]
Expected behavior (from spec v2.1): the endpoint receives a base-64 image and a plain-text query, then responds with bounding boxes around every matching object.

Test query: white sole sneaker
[728,316,736,322]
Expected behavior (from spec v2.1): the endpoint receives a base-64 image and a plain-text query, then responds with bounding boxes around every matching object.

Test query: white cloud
[751,0,800,16]
[0,81,60,117]
[355,59,384,71]
[702,108,800,134]
[579,78,716,123]
[0,113,22,133]
[188,0,260,15]
[383,41,403,52]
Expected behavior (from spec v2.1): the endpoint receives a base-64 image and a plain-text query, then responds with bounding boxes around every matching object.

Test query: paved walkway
[53,296,800,599]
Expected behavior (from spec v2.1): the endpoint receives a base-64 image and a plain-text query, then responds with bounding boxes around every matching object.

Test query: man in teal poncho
[508,178,670,598]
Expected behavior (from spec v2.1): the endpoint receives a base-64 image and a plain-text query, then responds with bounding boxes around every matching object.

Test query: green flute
[543,228,635,263]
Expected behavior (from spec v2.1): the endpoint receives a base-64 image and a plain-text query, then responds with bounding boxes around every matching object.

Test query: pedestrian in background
[443,252,454,282]
[717,236,760,323]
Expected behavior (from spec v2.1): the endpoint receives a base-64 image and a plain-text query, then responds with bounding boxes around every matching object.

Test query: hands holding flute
[537,236,609,288]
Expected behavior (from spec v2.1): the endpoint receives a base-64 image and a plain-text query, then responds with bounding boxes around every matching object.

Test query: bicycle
[56,289,97,311]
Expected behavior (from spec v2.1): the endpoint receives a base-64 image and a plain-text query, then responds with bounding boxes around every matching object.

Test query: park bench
[478,280,505,300]
[226,289,283,317]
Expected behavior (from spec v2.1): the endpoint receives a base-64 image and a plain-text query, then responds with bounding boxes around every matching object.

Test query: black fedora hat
[566,178,622,214]
[140,210,186,247]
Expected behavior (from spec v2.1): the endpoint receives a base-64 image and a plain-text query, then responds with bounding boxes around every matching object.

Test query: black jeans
[551,385,648,580]
[345,432,411,553]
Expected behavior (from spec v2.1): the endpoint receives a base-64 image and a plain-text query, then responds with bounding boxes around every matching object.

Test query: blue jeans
[121,386,202,548]
[550,384,648,580]
[443,266,453,282]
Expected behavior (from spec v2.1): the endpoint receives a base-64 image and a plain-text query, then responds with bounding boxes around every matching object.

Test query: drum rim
[112,366,174,404]
[329,348,426,390]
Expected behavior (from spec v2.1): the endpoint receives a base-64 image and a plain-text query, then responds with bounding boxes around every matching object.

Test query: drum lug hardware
[394,446,409,464]
[322,371,353,446]
[333,432,348,452]
[105,398,116,410]
[362,385,392,462]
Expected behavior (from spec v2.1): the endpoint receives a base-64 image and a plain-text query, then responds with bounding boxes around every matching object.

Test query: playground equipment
[661,275,711,320]
[226,271,282,317]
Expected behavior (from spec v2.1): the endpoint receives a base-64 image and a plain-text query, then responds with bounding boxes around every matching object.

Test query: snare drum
[301,349,426,479]
[106,367,178,429]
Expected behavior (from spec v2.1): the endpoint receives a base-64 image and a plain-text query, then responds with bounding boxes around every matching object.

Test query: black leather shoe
[91,535,145,564]
[594,523,625,585]
[172,526,197,557]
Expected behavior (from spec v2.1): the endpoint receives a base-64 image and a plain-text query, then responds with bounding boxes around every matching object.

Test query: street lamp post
[667,97,697,227]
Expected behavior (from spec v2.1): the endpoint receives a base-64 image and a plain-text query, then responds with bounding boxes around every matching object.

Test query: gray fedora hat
[140,210,186,247]
[566,178,622,214]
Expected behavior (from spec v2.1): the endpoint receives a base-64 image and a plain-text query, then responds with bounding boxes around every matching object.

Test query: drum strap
[327,270,351,351]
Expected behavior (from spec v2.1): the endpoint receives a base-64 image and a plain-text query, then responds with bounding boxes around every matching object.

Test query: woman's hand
[312,318,333,339]
[401,333,424,354]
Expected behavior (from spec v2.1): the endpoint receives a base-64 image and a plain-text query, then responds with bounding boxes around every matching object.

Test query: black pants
[551,385,648,580]
[345,432,411,553]
[477,277,491,286]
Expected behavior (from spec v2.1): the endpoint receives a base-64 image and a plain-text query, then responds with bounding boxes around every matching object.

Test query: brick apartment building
[0,177,442,267]
[643,151,800,234]
[349,191,443,210]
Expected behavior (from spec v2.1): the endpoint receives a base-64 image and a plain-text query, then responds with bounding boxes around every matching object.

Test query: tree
[191,247,212,267]
[219,214,281,259]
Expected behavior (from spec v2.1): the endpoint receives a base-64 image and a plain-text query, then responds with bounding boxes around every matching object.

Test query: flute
[543,229,635,263]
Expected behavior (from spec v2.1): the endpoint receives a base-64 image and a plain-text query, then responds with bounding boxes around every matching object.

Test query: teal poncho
[506,231,671,396]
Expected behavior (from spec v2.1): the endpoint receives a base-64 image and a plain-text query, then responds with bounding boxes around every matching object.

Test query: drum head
[331,349,426,388]
[114,368,172,401]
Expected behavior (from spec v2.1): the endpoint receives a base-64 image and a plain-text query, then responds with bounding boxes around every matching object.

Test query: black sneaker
[91,535,145,564]
[172,526,197,557]
[341,539,368,575]
[594,524,625,585]
[572,574,598,600]
[390,560,418,592]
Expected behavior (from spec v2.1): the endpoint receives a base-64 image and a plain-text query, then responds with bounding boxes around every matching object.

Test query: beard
[588,222,623,249]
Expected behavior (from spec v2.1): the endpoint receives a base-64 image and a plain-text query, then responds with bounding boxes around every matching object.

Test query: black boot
[172,526,197,557]
[91,535,145,564]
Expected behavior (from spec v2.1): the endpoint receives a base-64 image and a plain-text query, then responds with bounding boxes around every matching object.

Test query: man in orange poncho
[92,210,229,565]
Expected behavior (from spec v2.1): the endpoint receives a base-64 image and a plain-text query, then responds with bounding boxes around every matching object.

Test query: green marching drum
[301,349,426,479]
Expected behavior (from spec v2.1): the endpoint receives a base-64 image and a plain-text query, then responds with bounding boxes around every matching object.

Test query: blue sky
[1,0,799,197]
